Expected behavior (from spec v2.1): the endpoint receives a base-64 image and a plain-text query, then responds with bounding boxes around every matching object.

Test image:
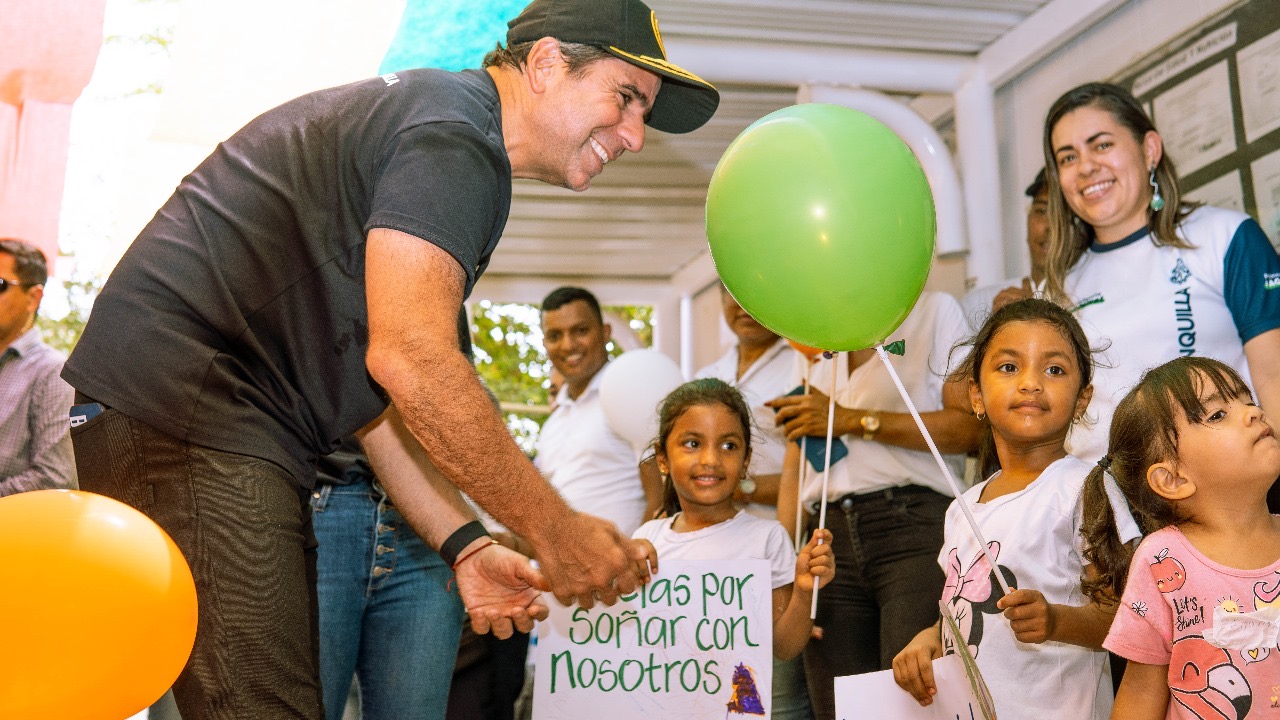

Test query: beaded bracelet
[451,539,499,570]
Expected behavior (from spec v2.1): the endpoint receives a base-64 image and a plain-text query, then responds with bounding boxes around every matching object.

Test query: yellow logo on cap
[609,47,709,86]
[650,11,666,59]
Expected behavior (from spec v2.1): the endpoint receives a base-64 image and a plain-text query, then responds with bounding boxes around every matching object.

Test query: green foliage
[469,300,653,454]
[602,304,653,350]
[471,301,548,403]
[36,275,102,356]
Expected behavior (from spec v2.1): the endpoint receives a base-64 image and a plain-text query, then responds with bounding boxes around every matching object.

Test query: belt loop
[371,477,394,507]
[310,483,333,511]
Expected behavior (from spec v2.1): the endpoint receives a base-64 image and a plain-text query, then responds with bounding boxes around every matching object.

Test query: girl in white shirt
[632,378,834,716]
[892,298,1139,719]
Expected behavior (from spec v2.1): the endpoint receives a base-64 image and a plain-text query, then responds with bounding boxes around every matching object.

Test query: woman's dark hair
[1040,82,1200,303]
[1080,356,1253,603]
[951,298,1095,480]
[645,378,754,519]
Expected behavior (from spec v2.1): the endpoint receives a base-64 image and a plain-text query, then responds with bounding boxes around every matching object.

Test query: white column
[679,293,696,379]
[953,67,1004,287]
[652,291,681,361]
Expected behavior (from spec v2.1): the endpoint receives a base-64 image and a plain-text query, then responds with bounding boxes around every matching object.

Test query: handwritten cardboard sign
[533,559,773,719]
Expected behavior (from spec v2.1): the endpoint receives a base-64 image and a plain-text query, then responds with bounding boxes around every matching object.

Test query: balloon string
[795,369,811,554]
[873,344,1009,596]
[810,358,837,620]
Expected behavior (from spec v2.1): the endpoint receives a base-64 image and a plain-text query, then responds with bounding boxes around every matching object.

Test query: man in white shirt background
[534,286,650,536]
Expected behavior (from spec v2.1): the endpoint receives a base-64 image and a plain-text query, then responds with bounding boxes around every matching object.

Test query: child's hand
[794,528,835,593]
[633,538,659,577]
[997,588,1055,644]
[892,627,943,706]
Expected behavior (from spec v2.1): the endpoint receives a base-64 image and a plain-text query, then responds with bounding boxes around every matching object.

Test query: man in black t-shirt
[63,0,718,717]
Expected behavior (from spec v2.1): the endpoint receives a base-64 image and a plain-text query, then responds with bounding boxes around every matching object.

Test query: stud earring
[1149,167,1165,212]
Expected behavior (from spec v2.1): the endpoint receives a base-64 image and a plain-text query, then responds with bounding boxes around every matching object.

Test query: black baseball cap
[1025,168,1047,198]
[507,0,719,134]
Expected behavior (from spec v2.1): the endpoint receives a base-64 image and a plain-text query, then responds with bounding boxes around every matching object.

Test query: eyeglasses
[0,278,34,294]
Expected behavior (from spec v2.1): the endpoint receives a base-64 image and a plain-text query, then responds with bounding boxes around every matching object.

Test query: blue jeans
[802,485,949,720]
[772,655,814,720]
[312,480,465,720]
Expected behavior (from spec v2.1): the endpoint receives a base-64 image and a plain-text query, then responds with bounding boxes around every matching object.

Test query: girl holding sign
[1083,357,1280,719]
[892,298,1140,719]
[632,378,835,720]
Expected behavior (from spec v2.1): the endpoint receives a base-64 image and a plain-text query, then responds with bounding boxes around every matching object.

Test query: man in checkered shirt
[0,238,75,495]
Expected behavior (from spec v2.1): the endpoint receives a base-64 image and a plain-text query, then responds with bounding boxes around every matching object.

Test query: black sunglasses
[0,278,34,293]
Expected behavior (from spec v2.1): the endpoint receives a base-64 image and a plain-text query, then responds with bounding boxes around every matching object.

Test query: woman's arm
[767,377,981,454]
[1244,327,1280,420]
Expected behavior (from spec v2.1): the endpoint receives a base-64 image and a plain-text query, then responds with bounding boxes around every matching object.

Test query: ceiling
[483,0,1059,286]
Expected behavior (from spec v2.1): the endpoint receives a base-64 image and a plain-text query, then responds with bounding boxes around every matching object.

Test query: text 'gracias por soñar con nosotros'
[549,572,764,695]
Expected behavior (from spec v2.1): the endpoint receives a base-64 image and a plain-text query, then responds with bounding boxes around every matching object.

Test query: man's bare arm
[363,228,650,606]
[357,407,547,637]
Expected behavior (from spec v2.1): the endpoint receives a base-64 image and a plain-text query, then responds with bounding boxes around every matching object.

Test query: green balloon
[706,103,936,351]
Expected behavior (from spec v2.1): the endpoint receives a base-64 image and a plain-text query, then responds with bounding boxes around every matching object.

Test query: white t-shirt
[938,455,1141,720]
[535,367,646,536]
[799,291,968,503]
[1064,206,1280,461]
[632,510,796,591]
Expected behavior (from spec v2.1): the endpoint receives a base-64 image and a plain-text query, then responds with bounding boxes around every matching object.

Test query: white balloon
[599,349,686,453]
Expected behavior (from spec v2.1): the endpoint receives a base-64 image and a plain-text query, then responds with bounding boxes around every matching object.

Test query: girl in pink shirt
[1083,356,1280,719]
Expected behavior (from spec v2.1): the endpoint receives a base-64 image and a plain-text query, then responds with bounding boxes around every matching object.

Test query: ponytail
[1078,357,1253,602]
[1080,459,1131,604]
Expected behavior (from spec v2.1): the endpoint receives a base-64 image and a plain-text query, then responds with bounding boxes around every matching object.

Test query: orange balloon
[0,490,198,720]
[787,339,825,361]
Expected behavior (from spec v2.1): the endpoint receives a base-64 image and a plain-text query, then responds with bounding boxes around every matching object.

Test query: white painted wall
[991,0,1238,279]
